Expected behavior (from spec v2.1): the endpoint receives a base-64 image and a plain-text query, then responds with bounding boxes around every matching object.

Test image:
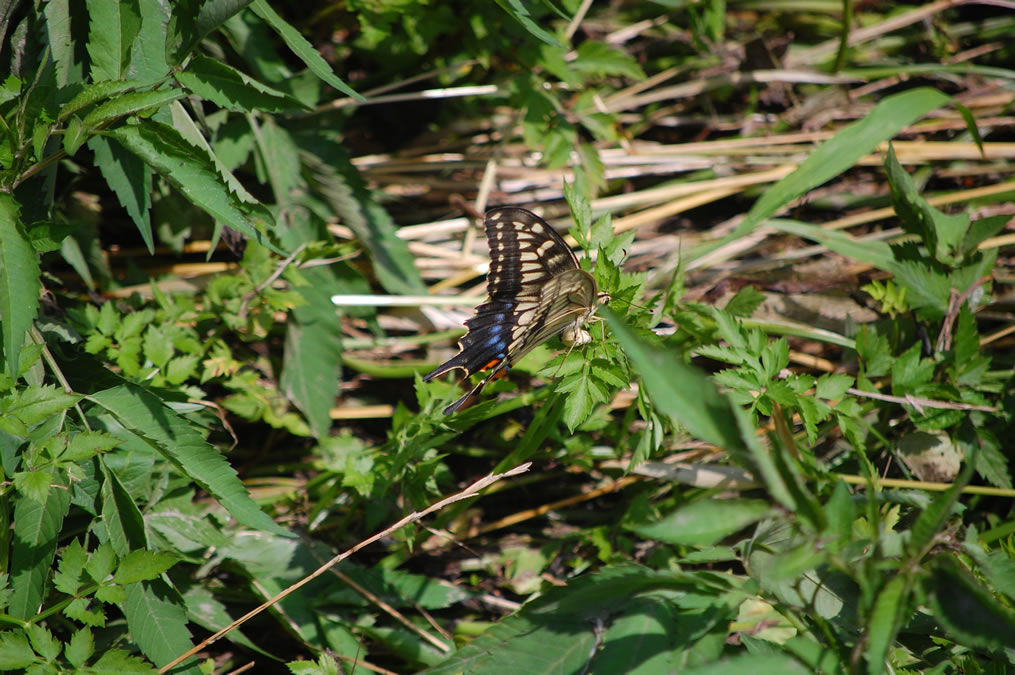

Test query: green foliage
[0,1,1012,674]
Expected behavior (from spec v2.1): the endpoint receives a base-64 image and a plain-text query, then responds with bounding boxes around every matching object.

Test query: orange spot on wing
[480,358,502,372]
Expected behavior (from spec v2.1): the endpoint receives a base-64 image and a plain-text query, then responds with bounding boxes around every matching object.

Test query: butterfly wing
[424,208,599,413]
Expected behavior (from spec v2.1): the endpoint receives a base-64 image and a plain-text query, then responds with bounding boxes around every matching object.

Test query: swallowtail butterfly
[425,207,609,414]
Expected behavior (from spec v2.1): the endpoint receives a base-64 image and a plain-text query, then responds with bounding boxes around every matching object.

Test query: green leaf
[91,648,157,671]
[87,384,292,537]
[124,579,197,671]
[114,550,178,585]
[572,41,645,80]
[767,219,899,273]
[249,0,361,99]
[281,267,343,438]
[86,542,117,584]
[695,88,953,262]
[962,213,1008,255]
[100,458,149,554]
[681,654,812,675]
[86,0,141,81]
[59,80,137,121]
[142,326,173,368]
[493,0,562,47]
[82,89,187,127]
[64,628,95,668]
[64,428,118,460]
[632,499,772,547]
[864,574,908,675]
[0,195,41,378]
[24,221,77,253]
[26,624,60,662]
[556,364,610,432]
[890,342,935,393]
[926,555,1015,650]
[297,144,424,295]
[604,308,799,513]
[96,581,128,605]
[174,54,303,113]
[165,353,200,385]
[53,539,89,596]
[12,470,55,504]
[884,144,969,265]
[128,0,172,83]
[604,308,739,449]
[9,385,80,425]
[89,136,153,253]
[9,486,72,619]
[181,586,265,656]
[814,373,853,401]
[0,633,37,670]
[64,597,107,627]
[107,120,279,254]
[723,286,765,318]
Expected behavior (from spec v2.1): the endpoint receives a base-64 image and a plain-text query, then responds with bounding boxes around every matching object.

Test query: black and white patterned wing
[424,208,599,414]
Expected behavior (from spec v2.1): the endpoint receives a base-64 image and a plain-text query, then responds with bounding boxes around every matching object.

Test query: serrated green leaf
[9,486,72,619]
[88,384,291,537]
[86,540,118,580]
[59,80,137,121]
[82,89,186,127]
[927,555,1015,650]
[64,430,120,462]
[558,369,604,432]
[815,373,853,400]
[90,648,156,672]
[9,385,80,425]
[281,267,343,438]
[24,221,77,254]
[99,455,149,555]
[86,0,141,81]
[64,597,107,627]
[53,539,89,596]
[89,136,153,253]
[864,574,908,675]
[114,550,177,585]
[26,624,60,662]
[165,353,200,385]
[175,54,302,113]
[297,143,423,295]
[492,0,562,47]
[605,308,800,513]
[890,342,934,393]
[0,195,41,378]
[884,144,969,265]
[0,632,37,670]
[250,0,361,98]
[106,121,279,254]
[633,499,772,547]
[95,582,128,605]
[12,470,54,504]
[572,41,645,80]
[125,579,197,671]
[64,628,95,668]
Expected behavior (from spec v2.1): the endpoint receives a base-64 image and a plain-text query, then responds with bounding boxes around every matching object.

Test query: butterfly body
[424,207,608,414]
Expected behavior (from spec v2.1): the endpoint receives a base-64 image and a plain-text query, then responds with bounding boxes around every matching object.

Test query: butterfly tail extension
[442,362,507,414]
